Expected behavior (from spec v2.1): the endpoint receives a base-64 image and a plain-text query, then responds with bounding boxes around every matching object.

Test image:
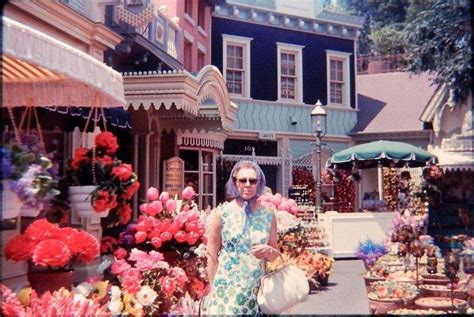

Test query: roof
[353,72,437,134]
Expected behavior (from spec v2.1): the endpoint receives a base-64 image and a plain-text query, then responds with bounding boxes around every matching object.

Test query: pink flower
[139,203,149,214]
[186,231,201,245]
[160,232,173,241]
[170,267,188,286]
[157,219,171,232]
[159,191,170,202]
[128,248,147,262]
[24,219,58,241]
[187,210,199,222]
[159,276,175,296]
[165,199,177,212]
[111,259,131,275]
[121,267,142,281]
[147,187,159,201]
[174,231,187,243]
[151,237,162,248]
[148,251,164,261]
[185,220,199,232]
[114,248,128,260]
[134,231,147,244]
[121,277,141,295]
[181,186,195,200]
[4,235,36,261]
[146,201,163,216]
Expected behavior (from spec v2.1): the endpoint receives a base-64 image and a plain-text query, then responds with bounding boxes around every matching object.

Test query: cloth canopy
[326,140,438,169]
[2,16,125,108]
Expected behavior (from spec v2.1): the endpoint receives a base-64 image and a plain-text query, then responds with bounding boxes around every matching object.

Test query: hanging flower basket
[69,185,109,218]
[1,180,22,220]
[27,270,75,295]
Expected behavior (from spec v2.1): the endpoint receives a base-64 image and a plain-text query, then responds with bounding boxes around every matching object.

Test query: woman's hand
[251,244,274,259]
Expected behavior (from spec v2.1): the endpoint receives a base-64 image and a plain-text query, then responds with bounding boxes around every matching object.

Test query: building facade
[210,1,364,199]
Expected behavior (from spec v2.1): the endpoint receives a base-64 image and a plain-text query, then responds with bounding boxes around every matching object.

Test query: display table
[317,211,394,258]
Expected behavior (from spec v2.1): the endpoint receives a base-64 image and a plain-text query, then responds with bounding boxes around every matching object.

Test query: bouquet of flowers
[2,135,59,214]
[258,193,299,215]
[4,219,99,272]
[277,224,308,258]
[64,131,139,226]
[1,284,109,316]
[293,251,335,279]
[356,238,388,268]
[368,280,418,301]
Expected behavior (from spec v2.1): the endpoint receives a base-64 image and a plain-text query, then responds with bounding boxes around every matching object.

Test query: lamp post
[311,100,327,215]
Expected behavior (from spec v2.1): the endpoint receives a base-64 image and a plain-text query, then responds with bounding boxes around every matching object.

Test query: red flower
[122,180,140,200]
[4,235,36,261]
[159,276,176,296]
[118,204,132,225]
[111,164,133,181]
[95,131,119,155]
[24,219,58,241]
[71,147,89,169]
[97,155,114,166]
[32,239,71,267]
[174,231,187,243]
[67,230,100,262]
[114,248,128,260]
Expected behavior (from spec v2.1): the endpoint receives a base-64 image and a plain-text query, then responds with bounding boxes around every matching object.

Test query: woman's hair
[225,160,266,199]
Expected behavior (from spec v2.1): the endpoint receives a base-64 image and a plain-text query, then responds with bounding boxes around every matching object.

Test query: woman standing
[206,160,280,315]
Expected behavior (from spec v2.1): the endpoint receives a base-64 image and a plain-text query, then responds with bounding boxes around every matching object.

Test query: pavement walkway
[287,259,370,315]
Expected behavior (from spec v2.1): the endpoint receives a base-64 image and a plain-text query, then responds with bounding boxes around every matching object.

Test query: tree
[403,0,472,106]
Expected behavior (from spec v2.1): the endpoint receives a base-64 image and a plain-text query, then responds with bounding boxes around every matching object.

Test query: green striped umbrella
[326,140,438,170]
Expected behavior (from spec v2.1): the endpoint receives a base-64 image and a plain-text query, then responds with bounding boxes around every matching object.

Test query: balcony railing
[357,54,407,74]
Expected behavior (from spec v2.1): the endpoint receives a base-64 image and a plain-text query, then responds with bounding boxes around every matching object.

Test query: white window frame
[326,50,352,107]
[223,34,252,98]
[277,42,304,103]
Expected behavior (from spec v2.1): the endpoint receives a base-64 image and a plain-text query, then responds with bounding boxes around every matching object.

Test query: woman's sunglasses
[235,177,258,185]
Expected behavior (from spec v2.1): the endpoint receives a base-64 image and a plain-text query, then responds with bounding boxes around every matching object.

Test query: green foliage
[369,25,405,56]
[403,0,472,106]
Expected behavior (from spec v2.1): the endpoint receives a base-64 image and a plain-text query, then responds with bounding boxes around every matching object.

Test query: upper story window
[223,34,252,98]
[277,43,304,103]
[184,0,193,17]
[197,0,205,29]
[326,50,352,107]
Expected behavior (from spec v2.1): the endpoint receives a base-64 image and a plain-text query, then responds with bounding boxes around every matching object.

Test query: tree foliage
[403,0,472,105]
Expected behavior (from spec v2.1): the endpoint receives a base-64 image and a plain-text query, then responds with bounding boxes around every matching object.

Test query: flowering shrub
[64,131,139,226]
[368,280,418,300]
[356,238,388,268]
[1,138,59,211]
[1,284,109,316]
[4,219,99,271]
[258,193,299,214]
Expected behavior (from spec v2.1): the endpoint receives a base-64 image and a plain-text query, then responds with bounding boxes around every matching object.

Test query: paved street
[288,259,370,315]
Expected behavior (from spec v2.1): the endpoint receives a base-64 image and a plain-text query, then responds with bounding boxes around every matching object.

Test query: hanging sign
[163,157,184,196]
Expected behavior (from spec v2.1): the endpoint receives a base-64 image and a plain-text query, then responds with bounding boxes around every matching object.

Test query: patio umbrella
[326,140,438,170]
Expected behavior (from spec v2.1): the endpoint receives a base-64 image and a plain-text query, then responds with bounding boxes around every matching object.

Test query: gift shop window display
[179,148,216,210]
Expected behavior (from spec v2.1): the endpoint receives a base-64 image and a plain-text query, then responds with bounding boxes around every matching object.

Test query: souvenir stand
[320,140,437,258]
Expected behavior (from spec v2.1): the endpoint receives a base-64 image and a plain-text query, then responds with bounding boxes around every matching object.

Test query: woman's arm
[250,213,281,262]
[206,212,222,285]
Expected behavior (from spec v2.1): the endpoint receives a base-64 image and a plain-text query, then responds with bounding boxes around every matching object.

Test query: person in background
[206,160,281,315]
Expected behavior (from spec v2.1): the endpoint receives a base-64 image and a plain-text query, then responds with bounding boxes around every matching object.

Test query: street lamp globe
[311,99,327,216]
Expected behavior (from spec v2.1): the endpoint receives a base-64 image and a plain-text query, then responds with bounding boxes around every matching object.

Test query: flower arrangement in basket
[3,219,99,294]
[64,131,139,226]
[1,135,59,217]
[100,186,209,315]
[1,284,110,316]
[368,280,418,302]
[356,238,388,269]
[294,251,335,281]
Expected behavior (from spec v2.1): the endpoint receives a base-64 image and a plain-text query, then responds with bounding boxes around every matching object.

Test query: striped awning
[2,16,125,108]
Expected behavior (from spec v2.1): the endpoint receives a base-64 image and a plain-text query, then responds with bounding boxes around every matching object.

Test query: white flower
[97,255,114,274]
[136,285,158,306]
[110,285,122,301]
[73,282,92,298]
[108,299,124,315]
[193,243,207,257]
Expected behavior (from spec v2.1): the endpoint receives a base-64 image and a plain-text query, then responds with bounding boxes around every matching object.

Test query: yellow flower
[16,287,33,306]
[123,293,143,316]
[92,281,109,300]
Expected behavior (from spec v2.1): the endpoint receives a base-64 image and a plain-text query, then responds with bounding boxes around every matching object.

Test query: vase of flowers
[64,131,139,225]
[1,140,59,219]
[4,219,100,294]
[356,238,388,270]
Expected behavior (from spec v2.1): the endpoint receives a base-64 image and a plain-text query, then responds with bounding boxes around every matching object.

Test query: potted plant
[64,131,139,226]
[356,238,388,270]
[1,139,59,219]
[3,218,100,294]
[368,280,419,314]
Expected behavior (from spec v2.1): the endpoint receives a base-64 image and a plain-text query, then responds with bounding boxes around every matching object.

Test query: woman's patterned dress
[207,202,273,315]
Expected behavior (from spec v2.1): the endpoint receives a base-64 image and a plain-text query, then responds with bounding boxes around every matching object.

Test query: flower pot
[27,270,74,295]
[363,275,386,294]
[368,295,416,315]
[69,185,109,218]
[1,180,22,220]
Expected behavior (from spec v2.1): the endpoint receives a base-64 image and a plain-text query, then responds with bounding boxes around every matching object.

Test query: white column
[378,165,384,200]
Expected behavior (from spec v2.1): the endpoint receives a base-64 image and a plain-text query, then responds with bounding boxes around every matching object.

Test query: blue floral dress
[207,202,273,315]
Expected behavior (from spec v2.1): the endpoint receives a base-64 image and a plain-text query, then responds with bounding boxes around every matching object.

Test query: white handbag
[257,260,309,314]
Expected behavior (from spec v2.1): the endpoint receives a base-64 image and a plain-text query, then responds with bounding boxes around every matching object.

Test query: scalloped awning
[2,16,125,108]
